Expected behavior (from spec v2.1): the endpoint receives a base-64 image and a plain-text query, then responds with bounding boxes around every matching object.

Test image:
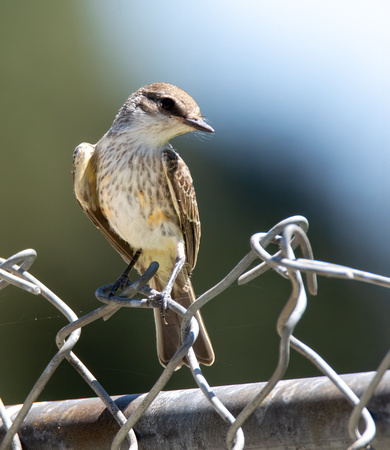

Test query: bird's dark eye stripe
[160,97,175,110]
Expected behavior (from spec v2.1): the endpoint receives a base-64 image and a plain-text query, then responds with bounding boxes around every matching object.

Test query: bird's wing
[162,148,201,270]
[72,142,135,264]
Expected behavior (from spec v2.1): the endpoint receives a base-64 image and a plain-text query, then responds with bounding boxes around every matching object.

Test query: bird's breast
[96,146,181,251]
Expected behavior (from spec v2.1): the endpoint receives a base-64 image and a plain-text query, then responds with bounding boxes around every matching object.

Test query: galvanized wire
[0,216,389,450]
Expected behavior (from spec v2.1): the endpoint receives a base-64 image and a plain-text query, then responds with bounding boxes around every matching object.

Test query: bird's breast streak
[99,151,180,251]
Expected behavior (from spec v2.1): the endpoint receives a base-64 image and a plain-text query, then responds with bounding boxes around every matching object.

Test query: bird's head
[110,82,214,146]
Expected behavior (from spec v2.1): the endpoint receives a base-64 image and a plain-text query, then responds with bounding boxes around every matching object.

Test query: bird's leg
[150,242,186,322]
[109,250,142,297]
[162,255,185,307]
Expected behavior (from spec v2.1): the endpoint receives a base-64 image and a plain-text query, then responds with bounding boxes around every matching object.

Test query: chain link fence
[0,215,389,449]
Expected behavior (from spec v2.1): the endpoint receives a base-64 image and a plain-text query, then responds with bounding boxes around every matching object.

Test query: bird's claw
[109,273,132,297]
[147,290,171,325]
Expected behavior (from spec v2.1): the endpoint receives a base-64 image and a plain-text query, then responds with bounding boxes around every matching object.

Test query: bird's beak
[182,117,215,133]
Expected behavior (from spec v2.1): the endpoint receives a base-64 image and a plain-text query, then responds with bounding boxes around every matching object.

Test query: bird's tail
[151,272,215,369]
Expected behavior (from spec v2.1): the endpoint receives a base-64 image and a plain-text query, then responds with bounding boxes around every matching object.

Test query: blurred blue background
[1,0,389,404]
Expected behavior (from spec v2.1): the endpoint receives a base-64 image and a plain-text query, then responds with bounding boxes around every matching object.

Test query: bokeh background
[1,1,389,405]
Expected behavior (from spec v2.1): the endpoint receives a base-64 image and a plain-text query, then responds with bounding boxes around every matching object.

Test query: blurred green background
[1,1,389,405]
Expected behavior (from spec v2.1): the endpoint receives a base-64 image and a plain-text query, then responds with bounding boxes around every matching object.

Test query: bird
[72,82,215,369]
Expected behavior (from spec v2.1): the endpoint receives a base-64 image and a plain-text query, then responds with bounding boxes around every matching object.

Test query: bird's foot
[147,289,171,325]
[109,252,142,298]
[109,272,132,297]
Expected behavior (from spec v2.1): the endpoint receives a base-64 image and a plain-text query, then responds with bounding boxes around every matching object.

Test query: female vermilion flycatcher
[72,83,215,369]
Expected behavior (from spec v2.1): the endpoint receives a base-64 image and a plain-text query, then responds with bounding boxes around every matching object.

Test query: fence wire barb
[1,215,389,449]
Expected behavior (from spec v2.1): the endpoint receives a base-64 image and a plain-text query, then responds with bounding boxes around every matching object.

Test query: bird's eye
[160,97,175,111]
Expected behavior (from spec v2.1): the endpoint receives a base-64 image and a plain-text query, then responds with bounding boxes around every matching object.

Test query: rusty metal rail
[1,371,390,449]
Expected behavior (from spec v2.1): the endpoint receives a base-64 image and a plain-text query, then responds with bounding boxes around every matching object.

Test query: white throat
[112,109,192,148]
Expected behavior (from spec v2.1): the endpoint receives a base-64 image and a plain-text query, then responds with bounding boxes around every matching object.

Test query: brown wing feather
[72,142,135,264]
[162,148,201,270]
